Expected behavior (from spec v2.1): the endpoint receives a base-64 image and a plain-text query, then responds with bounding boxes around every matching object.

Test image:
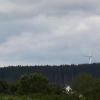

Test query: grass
[0,94,79,100]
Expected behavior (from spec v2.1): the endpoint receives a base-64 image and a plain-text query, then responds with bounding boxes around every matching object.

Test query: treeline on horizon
[0,63,100,86]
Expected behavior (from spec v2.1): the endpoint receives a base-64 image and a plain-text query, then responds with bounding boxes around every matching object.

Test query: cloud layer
[0,0,100,66]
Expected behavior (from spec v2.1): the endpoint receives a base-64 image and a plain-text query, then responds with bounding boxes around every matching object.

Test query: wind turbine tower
[84,56,93,64]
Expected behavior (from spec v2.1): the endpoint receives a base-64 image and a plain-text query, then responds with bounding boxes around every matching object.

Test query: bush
[0,73,64,95]
[17,73,62,94]
[0,80,9,93]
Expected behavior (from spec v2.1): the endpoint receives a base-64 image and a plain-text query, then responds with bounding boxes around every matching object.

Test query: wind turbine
[83,48,96,64]
[84,55,93,64]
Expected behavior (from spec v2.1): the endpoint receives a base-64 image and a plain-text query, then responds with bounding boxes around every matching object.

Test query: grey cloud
[0,0,99,21]
[0,0,100,65]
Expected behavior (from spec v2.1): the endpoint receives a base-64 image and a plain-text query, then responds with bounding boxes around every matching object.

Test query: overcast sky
[0,0,100,66]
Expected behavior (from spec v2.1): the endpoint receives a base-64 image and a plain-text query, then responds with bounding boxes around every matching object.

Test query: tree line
[0,63,100,87]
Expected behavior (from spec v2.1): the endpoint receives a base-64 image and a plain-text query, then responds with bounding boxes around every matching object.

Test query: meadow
[0,94,79,100]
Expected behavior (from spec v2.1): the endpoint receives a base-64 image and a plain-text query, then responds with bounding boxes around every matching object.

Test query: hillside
[0,63,100,86]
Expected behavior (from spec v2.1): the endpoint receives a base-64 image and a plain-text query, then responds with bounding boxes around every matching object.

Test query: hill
[0,63,100,86]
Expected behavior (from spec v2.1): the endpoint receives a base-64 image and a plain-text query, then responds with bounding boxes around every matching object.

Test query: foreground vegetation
[0,72,79,100]
[0,72,100,99]
[0,94,80,100]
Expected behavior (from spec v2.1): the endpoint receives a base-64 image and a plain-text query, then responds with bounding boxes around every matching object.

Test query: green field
[0,94,79,100]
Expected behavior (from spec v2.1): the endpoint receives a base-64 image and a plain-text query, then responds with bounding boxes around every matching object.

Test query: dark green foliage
[0,80,9,93]
[85,78,100,100]
[0,64,100,99]
[71,74,94,95]
[0,94,79,100]
[17,75,30,94]
[17,73,49,94]
[16,73,63,94]
[0,73,64,95]
[9,82,18,94]
[47,83,63,94]
[29,73,49,93]
[0,63,100,87]
[71,73,100,100]
[1,72,100,99]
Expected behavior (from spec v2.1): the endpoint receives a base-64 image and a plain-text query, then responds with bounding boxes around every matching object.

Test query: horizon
[0,62,100,67]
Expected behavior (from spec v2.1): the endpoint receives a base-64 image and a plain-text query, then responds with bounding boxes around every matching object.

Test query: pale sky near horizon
[0,0,100,66]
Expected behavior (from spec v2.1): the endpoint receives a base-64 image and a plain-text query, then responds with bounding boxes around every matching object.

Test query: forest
[0,63,100,86]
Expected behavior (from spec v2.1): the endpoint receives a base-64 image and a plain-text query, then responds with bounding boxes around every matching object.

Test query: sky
[0,0,100,66]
